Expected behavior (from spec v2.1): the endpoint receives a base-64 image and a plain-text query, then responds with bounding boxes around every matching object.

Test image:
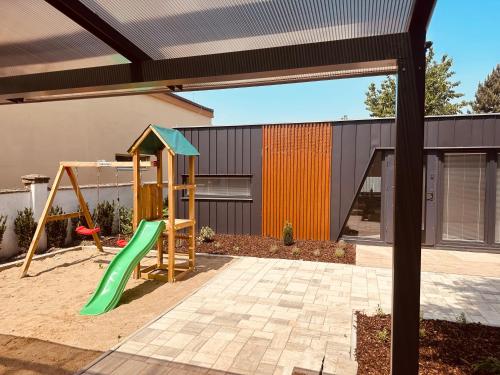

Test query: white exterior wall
[0,182,171,259]
[0,94,212,189]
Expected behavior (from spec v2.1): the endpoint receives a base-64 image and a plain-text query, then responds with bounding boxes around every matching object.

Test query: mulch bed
[356,312,500,375]
[190,234,355,264]
[89,233,355,265]
[0,233,354,266]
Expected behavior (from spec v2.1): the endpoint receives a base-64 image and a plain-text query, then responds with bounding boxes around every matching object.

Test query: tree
[365,47,468,117]
[472,65,500,113]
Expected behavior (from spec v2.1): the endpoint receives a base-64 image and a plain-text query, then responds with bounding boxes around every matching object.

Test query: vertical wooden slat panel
[262,123,331,240]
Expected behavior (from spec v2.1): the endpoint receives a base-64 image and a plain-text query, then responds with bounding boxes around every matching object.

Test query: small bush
[233,246,240,252]
[198,226,215,243]
[334,247,345,258]
[0,214,7,248]
[291,246,301,256]
[376,328,389,342]
[283,221,294,246]
[14,208,37,251]
[313,249,321,257]
[119,206,133,235]
[93,200,115,236]
[456,312,467,324]
[45,206,67,248]
[337,239,348,250]
[214,241,222,249]
[269,245,278,254]
[419,327,426,338]
[472,357,500,374]
[375,304,385,317]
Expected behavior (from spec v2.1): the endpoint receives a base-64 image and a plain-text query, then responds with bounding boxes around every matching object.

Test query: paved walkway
[356,244,500,277]
[80,255,500,375]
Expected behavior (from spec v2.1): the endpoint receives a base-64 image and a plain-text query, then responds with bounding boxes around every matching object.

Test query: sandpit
[0,248,233,374]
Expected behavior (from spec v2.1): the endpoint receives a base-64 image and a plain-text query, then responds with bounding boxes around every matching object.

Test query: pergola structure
[0,1,436,373]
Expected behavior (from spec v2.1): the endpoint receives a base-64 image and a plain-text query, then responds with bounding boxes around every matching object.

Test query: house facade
[0,93,213,189]
[175,114,500,251]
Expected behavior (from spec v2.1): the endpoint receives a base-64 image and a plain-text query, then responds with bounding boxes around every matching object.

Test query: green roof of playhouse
[128,125,199,156]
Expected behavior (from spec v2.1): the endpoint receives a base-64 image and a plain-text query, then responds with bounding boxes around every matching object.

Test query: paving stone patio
[81,256,500,375]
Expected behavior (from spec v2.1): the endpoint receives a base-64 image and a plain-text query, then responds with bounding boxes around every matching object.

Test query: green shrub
[214,241,222,249]
[93,200,115,236]
[283,221,294,246]
[376,328,389,342]
[198,226,215,243]
[291,246,300,256]
[45,206,67,248]
[269,245,278,254]
[233,246,240,253]
[14,208,37,251]
[0,214,7,248]
[119,206,133,235]
[334,247,345,258]
[472,357,500,374]
[419,327,426,338]
[375,304,385,317]
[313,248,321,257]
[336,239,348,250]
[456,312,467,324]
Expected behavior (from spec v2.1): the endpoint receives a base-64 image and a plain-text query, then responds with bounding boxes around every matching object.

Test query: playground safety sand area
[0,247,233,374]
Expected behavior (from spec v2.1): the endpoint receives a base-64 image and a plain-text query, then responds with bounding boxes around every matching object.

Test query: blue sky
[179,0,500,125]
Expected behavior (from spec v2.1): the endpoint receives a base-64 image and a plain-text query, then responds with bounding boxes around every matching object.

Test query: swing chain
[115,168,121,239]
[95,167,101,227]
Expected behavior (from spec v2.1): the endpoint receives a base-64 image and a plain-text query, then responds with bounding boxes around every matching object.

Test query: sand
[0,248,233,374]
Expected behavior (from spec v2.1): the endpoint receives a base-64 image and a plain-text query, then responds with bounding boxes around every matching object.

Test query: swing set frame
[19,160,152,278]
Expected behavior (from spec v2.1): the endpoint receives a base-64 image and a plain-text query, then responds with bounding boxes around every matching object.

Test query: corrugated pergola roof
[0,0,430,104]
[0,1,438,374]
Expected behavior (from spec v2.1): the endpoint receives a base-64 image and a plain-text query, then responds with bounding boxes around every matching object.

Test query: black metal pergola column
[391,28,427,375]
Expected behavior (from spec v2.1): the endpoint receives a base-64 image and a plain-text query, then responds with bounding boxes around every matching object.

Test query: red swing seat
[76,226,101,236]
[116,239,128,248]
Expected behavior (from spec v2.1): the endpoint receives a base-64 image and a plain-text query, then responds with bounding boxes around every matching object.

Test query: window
[342,152,382,239]
[186,176,252,200]
[442,153,485,242]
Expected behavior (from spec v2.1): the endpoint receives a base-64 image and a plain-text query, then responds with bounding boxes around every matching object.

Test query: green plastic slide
[80,220,165,316]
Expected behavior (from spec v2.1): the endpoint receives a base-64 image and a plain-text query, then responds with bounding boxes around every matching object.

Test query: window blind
[442,153,485,242]
[194,177,251,199]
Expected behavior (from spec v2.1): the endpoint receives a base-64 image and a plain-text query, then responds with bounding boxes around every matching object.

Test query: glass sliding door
[342,152,382,239]
[442,153,486,242]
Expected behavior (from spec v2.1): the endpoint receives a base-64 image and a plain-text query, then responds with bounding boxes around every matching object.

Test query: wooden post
[20,166,65,277]
[188,156,196,269]
[156,149,163,267]
[167,152,175,282]
[65,167,103,251]
[132,150,141,278]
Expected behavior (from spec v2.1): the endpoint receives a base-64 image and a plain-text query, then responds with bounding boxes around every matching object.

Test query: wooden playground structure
[20,125,198,283]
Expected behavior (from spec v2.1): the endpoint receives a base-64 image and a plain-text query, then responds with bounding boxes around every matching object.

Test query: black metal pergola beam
[44,0,152,62]
[0,33,403,101]
[391,0,437,374]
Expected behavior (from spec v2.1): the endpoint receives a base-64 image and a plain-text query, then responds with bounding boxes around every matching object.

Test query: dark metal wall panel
[177,114,500,240]
[176,125,262,235]
[251,128,263,235]
[330,114,500,241]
